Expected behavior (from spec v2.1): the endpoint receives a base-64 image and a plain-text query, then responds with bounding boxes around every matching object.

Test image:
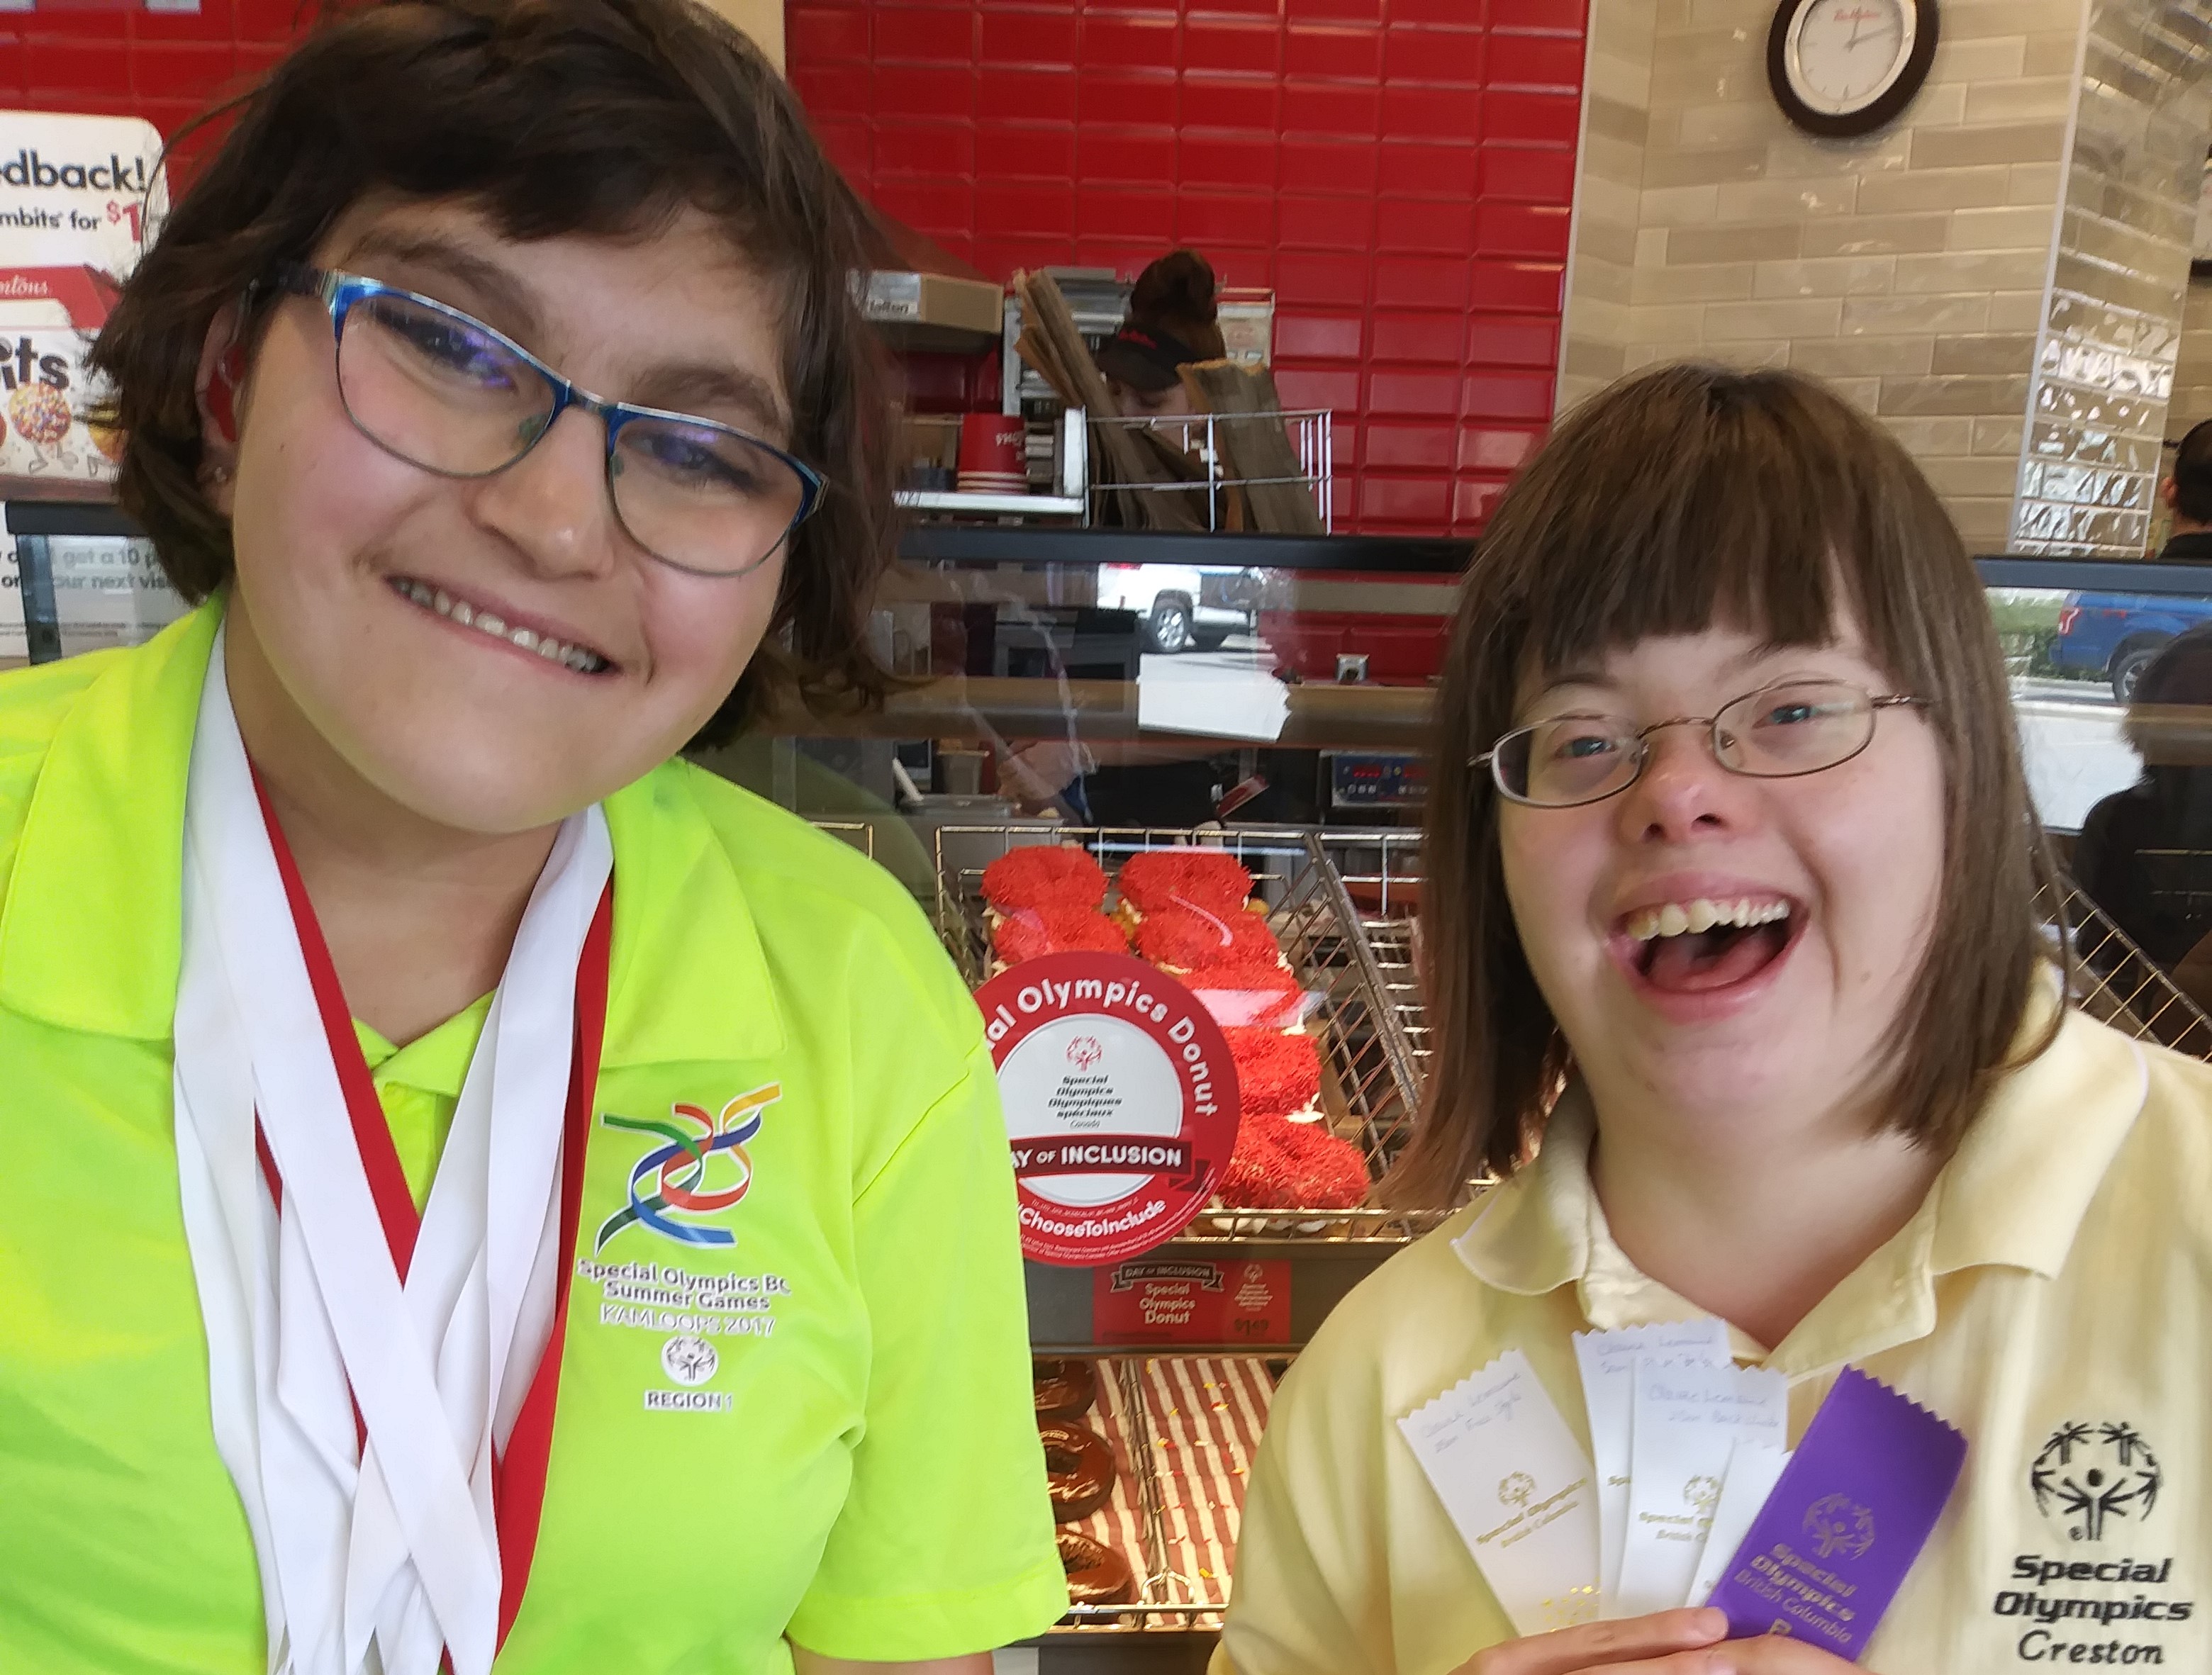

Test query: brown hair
[91,0,896,746]
[1127,249,1227,362]
[1390,362,2065,1208]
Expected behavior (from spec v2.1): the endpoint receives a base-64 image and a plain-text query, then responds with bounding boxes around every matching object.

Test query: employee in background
[1095,248,1227,420]
[2155,418,2212,561]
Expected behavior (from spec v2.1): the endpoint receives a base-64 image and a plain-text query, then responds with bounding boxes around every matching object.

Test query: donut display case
[934,824,1438,1669]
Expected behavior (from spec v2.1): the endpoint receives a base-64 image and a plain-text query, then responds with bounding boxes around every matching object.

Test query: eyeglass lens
[1495,681,1880,806]
[335,288,808,576]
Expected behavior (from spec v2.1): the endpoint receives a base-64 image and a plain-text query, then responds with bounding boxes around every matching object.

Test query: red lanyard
[249,775,612,1649]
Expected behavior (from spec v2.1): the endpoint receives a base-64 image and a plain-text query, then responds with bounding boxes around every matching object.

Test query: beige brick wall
[1559,0,1656,410]
[1557,0,2090,549]
[2170,279,2212,440]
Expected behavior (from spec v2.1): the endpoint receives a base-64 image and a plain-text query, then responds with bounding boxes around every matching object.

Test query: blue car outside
[2052,591,2212,701]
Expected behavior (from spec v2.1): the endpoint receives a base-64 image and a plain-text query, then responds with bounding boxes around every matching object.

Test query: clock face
[1786,0,1918,116]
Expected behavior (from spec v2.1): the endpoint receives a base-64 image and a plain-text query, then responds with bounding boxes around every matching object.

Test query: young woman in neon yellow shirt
[0,2,1063,1670]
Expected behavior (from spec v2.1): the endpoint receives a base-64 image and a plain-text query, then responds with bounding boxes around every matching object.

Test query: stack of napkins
[1398,1321,1965,1656]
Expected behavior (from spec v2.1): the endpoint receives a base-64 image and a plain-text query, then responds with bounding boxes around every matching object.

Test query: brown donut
[1040,1419,1116,1523]
[1033,1357,1097,1419]
[1058,1529,1136,1606]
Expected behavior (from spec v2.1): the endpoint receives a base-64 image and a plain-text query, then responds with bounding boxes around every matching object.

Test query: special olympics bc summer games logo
[596,1085,780,1251]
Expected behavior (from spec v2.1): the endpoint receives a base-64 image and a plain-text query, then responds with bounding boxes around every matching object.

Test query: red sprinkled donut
[1040,1419,1117,1523]
[1058,1530,1136,1606]
[1227,1027,1322,1118]
[1117,849,1252,914]
[994,907,1128,965]
[1133,901,1278,971]
[1275,1116,1370,1209]
[1219,1111,1368,1211]
[982,845,1107,912]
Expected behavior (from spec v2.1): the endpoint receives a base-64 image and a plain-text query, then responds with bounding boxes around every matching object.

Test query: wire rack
[2050,873,2212,1057]
[808,819,877,859]
[1058,1355,1273,1630]
[1303,829,1431,1093]
[932,823,1442,1237]
[1088,410,1333,532]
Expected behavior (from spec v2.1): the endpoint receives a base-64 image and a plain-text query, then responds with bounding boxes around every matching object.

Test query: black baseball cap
[1095,325,1202,393]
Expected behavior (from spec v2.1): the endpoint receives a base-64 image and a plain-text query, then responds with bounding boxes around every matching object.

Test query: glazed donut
[1117,849,1252,914]
[1058,1530,1136,1606]
[982,845,1107,913]
[1227,1026,1322,1118]
[1040,1420,1117,1522]
[1185,960,1305,1029]
[1033,1357,1097,1419]
[1133,901,1278,971]
[993,906,1128,965]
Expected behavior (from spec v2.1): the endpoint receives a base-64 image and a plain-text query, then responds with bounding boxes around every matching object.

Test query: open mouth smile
[389,575,614,676]
[1616,894,1800,996]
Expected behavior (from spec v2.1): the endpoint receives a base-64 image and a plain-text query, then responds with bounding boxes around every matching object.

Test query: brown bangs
[1391,362,2064,1207]
[1473,363,1957,719]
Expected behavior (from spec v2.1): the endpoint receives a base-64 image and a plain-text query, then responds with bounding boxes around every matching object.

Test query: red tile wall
[791,0,1587,537]
[8,0,1585,537]
[0,0,303,162]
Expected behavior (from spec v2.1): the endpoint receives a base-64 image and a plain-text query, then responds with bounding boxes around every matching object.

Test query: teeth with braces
[392,578,610,673]
[1626,897,1791,941]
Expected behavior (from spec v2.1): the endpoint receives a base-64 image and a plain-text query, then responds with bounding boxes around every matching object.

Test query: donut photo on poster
[977,951,1240,1266]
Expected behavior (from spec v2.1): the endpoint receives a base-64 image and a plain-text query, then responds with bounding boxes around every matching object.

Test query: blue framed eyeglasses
[272,264,824,578]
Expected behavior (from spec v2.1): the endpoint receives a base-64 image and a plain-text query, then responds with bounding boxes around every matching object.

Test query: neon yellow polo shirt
[0,604,1067,1674]
[1217,999,2211,1675]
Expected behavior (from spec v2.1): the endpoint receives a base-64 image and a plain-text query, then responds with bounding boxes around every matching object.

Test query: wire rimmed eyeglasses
[1472,680,1932,809]
[270,264,825,578]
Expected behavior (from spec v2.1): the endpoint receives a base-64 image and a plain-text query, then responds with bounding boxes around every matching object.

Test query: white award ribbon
[1398,1349,1602,1635]
[1686,1440,1794,1608]
[1572,1317,1732,1618]
[1614,1357,1788,1618]
[171,624,611,1675]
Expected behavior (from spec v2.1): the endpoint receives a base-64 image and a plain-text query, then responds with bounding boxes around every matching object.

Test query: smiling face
[208,196,793,836]
[1497,624,1947,1138]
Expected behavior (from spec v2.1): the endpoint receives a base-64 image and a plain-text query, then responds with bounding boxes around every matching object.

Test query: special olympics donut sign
[977,951,1239,1266]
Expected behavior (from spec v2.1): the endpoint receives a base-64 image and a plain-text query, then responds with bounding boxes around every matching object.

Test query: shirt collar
[1451,993,2147,1372]
[0,598,786,1067]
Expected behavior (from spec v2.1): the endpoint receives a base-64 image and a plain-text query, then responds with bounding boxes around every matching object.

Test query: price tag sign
[978,951,1239,1267]
[1092,1257,1291,1346]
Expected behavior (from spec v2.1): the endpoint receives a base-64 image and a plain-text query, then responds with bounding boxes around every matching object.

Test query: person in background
[2154,418,2212,561]
[1094,248,1227,419]
[2073,624,2212,987]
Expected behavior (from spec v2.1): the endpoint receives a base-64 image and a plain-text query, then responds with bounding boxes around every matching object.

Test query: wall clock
[1766,0,1940,138]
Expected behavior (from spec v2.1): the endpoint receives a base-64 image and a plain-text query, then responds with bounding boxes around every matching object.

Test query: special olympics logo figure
[1497,1472,1536,1508]
[596,1085,781,1250]
[1066,1035,1104,1071]
[1802,1494,1876,1560]
[2032,1420,2161,1542]
[661,1334,719,1387]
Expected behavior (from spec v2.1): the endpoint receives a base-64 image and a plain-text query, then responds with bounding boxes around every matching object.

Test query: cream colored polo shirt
[1217,1003,2209,1674]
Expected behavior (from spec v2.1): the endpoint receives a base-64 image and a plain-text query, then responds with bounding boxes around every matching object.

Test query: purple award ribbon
[1704,1367,1967,1659]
